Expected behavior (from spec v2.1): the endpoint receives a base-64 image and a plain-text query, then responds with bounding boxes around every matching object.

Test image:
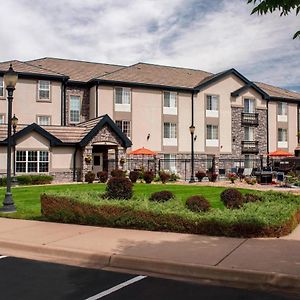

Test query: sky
[0,0,299,91]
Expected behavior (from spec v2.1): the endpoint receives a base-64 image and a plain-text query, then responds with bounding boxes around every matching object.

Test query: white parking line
[0,256,7,259]
[84,275,147,300]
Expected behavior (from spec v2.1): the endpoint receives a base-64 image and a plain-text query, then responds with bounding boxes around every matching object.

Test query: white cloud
[0,0,299,89]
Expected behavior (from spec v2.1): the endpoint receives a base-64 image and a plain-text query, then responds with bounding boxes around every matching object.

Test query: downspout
[60,81,64,126]
[191,90,195,127]
[64,82,67,126]
[96,82,99,118]
[73,147,78,182]
[266,98,269,166]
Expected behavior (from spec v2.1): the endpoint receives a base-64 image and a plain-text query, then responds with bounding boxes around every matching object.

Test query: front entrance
[92,153,103,174]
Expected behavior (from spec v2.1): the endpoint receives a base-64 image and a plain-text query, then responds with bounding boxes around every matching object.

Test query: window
[164,92,177,108]
[0,77,3,97]
[37,115,51,125]
[244,154,255,168]
[244,98,255,113]
[70,96,81,124]
[116,120,131,138]
[244,127,255,141]
[278,128,287,142]
[163,154,176,172]
[38,81,50,100]
[115,87,131,104]
[163,123,177,139]
[206,125,218,140]
[0,114,5,124]
[206,95,218,111]
[278,102,287,115]
[16,150,49,173]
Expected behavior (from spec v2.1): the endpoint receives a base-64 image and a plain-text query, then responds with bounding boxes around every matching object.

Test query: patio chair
[243,168,252,177]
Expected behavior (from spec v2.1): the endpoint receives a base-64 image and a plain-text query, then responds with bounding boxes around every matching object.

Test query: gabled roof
[231,83,270,99]
[96,62,212,90]
[0,60,66,80]
[27,57,124,82]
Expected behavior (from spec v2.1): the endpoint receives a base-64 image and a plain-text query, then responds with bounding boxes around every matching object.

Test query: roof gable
[231,83,269,99]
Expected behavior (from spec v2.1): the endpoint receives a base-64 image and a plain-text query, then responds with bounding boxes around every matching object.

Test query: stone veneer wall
[65,86,90,125]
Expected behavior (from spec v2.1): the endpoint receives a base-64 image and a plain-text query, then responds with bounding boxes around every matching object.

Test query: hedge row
[0,175,53,186]
[40,193,300,238]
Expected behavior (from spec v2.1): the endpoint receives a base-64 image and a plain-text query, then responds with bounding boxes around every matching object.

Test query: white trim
[163,107,177,115]
[278,141,288,148]
[206,139,219,147]
[38,80,50,101]
[115,103,131,112]
[163,138,177,146]
[277,115,287,122]
[206,110,219,118]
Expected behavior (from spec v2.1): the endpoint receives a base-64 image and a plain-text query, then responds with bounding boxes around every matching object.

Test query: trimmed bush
[170,173,180,182]
[195,170,206,182]
[0,177,7,186]
[186,195,211,212]
[111,169,125,178]
[16,175,32,185]
[149,190,175,202]
[129,170,140,183]
[244,193,262,203]
[106,177,133,200]
[159,171,171,184]
[143,171,154,184]
[30,175,53,185]
[85,171,95,184]
[220,188,244,209]
[97,171,108,183]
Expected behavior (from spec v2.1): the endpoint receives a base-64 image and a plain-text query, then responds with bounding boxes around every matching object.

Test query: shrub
[244,177,256,185]
[111,169,125,178]
[195,170,206,182]
[106,177,133,200]
[16,175,32,185]
[143,170,154,184]
[85,171,95,183]
[159,171,171,184]
[129,170,140,183]
[186,195,211,212]
[149,190,175,202]
[207,172,218,182]
[30,175,53,185]
[0,177,7,186]
[244,193,262,203]
[97,171,108,183]
[220,188,244,209]
[227,172,238,183]
[170,173,180,182]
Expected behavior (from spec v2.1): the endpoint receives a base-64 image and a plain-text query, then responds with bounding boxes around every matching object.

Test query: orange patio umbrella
[128,147,157,156]
[268,150,294,157]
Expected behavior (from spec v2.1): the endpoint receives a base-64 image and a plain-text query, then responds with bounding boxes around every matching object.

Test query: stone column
[82,145,93,181]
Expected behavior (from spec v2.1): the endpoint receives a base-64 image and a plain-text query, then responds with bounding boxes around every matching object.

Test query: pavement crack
[214,238,248,266]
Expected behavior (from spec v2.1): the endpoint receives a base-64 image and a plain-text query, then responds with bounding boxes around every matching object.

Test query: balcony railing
[241,113,259,126]
[241,141,259,154]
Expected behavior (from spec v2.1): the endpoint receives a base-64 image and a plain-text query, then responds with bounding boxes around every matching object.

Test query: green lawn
[0,183,241,220]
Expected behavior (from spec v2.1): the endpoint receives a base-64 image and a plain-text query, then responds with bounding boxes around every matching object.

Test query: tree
[247,0,300,39]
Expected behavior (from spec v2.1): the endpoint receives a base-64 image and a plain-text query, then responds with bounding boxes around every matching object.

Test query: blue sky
[0,0,299,91]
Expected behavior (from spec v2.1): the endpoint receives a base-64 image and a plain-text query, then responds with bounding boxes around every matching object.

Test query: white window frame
[278,128,288,148]
[206,124,219,147]
[163,154,176,172]
[163,92,177,115]
[115,87,131,112]
[37,115,51,126]
[244,98,255,113]
[0,77,4,97]
[38,80,50,101]
[69,95,81,124]
[16,150,49,173]
[0,114,5,124]
[163,122,177,146]
[244,126,255,141]
[115,120,131,138]
[206,95,219,118]
[277,102,288,122]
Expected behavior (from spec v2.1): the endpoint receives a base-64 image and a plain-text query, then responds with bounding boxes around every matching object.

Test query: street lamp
[0,64,18,213]
[189,125,195,183]
[12,114,18,178]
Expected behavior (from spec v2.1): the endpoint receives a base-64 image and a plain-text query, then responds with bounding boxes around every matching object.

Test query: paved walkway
[0,218,299,294]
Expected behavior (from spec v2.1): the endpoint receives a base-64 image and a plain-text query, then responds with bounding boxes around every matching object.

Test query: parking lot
[0,255,298,299]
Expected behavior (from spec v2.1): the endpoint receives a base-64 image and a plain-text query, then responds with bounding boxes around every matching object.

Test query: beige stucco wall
[98,85,114,118]
[131,88,162,152]
[0,79,62,125]
[288,103,298,153]
[0,147,9,174]
[16,132,50,150]
[89,86,96,119]
[51,147,78,171]
[232,88,266,109]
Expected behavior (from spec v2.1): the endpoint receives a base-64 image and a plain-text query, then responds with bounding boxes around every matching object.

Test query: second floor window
[278,102,287,115]
[0,77,3,97]
[244,127,255,141]
[206,125,218,140]
[70,96,81,124]
[116,120,131,138]
[37,116,51,126]
[164,92,177,108]
[278,128,287,142]
[38,80,50,100]
[164,123,177,139]
[206,95,218,111]
[115,87,131,104]
[244,98,255,113]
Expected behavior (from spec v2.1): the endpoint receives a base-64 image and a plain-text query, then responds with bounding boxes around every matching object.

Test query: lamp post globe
[1,64,18,213]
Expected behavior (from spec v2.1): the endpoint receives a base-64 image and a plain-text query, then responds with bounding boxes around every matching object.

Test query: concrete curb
[1,240,300,295]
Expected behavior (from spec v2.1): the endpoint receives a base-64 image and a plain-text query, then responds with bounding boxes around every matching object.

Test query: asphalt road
[0,256,298,300]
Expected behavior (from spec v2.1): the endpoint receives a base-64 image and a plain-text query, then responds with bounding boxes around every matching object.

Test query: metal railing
[241,112,259,126]
[241,141,259,154]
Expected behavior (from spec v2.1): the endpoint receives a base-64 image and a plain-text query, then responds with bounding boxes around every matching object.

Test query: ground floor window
[163,154,176,172]
[115,120,131,138]
[244,154,255,168]
[16,150,49,173]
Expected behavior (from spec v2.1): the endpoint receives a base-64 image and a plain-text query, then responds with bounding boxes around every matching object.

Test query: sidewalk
[0,218,299,294]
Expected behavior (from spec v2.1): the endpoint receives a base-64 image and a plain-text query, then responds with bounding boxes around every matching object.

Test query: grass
[0,183,240,220]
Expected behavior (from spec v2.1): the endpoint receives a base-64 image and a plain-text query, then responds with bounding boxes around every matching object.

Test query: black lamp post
[12,114,18,178]
[0,64,18,213]
[189,125,195,183]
